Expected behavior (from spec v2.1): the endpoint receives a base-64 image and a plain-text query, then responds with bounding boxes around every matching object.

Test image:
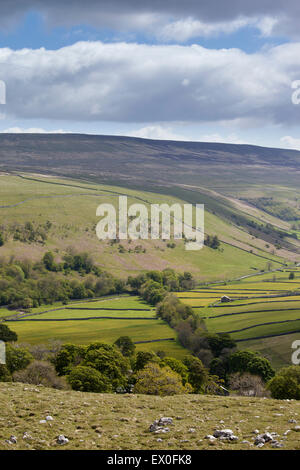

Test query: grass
[206,310,300,335]
[3,295,187,359]
[0,382,299,450]
[0,174,289,281]
[5,319,174,345]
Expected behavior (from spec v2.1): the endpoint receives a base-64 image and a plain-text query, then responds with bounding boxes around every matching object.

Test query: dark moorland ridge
[0,133,300,188]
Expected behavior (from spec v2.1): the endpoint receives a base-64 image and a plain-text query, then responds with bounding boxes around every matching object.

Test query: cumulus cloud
[280,135,300,150]
[0,41,299,127]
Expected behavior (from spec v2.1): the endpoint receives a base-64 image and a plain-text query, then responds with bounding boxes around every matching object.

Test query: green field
[176,272,300,368]
[3,296,187,359]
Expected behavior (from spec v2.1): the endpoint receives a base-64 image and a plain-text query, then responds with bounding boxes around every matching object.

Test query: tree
[0,232,4,247]
[267,366,300,399]
[133,363,192,396]
[204,333,236,357]
[162,357,189,385]
[210,357,229,383]
[228,350,275,382]
[67,366,112,393]
[289,271,295,280]
[83,342,130,391]
[134,351,159,371]
[0,324,18,343]
[43,251,55,271]
[53,343,86,376]
[5,344,33,374]
[183,355,210,393]
[114,336,136,357]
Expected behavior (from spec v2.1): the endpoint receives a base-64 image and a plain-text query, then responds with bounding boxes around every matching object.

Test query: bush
[267,366,300,399]
[67,366,112,393]
[0,364,12,382]
[13,360,67,390]
[133,363,192,396]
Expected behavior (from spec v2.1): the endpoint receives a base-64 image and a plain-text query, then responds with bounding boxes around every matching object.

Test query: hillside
[1,382,299,450]
[0,173,297,282]
[1,134,300,189]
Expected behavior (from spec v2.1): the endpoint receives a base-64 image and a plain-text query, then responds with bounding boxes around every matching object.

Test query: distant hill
[1,133,300,189]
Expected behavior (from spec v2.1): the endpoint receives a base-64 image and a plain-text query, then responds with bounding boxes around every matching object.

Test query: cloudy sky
[0,0,300,148]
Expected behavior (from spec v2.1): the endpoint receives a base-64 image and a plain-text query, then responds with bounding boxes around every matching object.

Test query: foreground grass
[0,382,299,450]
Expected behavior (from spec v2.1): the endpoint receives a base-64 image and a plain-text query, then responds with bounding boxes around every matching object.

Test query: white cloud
[198,133,249,145]
[0,40,299,128]
[280,135,300,150]
[127,125,187,140]
[0,127,68,133]
[159,16,254,42]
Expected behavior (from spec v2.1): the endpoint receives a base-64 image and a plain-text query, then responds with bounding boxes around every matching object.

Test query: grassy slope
[0,382,299,450]
[0,174,289,281]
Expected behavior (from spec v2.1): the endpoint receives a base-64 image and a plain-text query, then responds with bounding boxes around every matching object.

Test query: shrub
[67,366,112,393]
[133,363,192,396]
[229,372,269,397]
[13,360,67,389]
[0,364,12,382]
[267,366,300,399]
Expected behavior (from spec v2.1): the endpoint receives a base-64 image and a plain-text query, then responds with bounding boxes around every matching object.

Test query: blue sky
[0,11,287,53]
[0,1,300,149]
